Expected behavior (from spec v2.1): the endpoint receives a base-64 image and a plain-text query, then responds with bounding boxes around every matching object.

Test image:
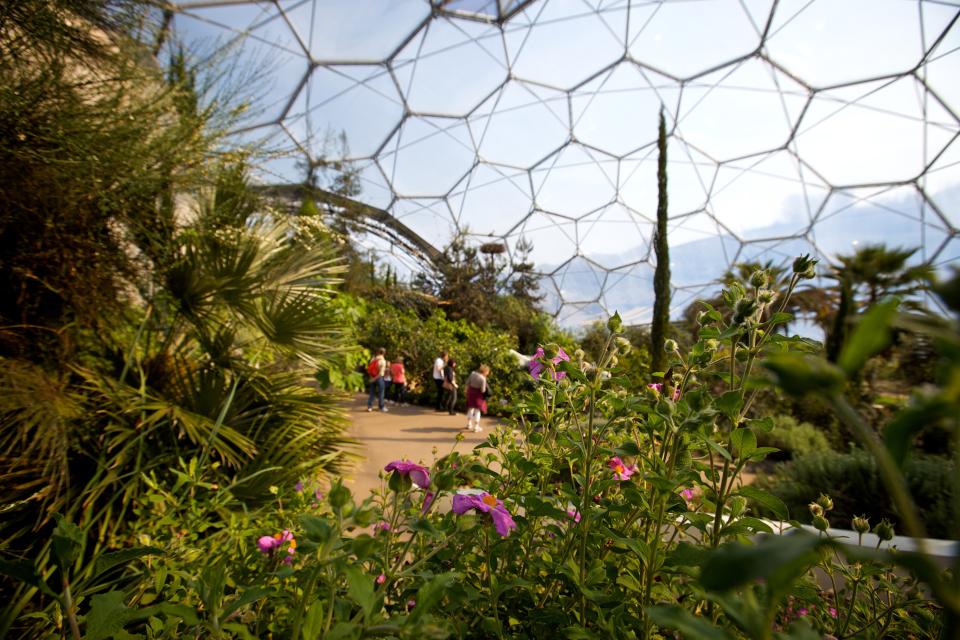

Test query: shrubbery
[757,448,955,538]
[755,414,831,461]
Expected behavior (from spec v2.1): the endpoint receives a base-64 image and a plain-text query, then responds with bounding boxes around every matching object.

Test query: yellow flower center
[482,494,498,507]
[615,465,625,474]
[289,539,296,549]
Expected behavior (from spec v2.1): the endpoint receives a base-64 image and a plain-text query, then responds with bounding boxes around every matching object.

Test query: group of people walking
[365,348,407,413]
[367,349,490,432]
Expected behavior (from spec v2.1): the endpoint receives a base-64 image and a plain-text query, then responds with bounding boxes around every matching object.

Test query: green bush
[755,414,832,460]
[757,449,955,538]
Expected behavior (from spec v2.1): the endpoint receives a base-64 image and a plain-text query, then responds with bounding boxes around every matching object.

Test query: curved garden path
[341,393,496,498]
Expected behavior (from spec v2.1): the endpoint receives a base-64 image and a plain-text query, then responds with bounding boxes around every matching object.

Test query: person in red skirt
[464,364,490,432]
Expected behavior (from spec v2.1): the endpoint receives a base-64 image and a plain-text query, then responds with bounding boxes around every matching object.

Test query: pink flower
[406,599,416,610]
[528,346,570,381]
[373,520,391,534]
[421,491,435,514]
[376,573,386,585]
[566,509,581,523]
[797,608,808,617]
[384,460,431,488]
[647,382,681,401]
[681,488,694,501]
[452,492,517,537]
[608,456,636,481]
[294,480,304,493]
[829,607,838,619]
[257,530,297,563]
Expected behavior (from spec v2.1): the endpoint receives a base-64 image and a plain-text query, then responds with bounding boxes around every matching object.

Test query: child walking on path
[464,364,490,432]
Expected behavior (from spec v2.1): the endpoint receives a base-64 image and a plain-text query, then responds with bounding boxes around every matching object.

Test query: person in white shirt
[432,351,448,411]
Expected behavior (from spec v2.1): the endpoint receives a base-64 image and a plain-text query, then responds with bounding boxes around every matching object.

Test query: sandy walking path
[340,393,498,498]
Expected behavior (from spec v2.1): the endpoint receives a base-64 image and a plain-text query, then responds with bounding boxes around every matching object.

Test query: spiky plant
[651,108,671,373]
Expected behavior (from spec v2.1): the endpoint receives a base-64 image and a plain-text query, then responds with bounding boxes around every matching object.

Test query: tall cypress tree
[651,108,671,373]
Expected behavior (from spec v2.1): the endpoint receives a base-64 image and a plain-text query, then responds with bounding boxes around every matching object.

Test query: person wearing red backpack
[366,347,389,413]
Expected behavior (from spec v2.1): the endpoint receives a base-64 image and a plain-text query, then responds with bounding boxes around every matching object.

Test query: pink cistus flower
[257,530,296,564]
[384,460,431,489]
[528,346,570,381]
[421,491,435,514]
[647,382,681,401]
[608,456,636,481]
[376,573,386,585]
[566,509,581,523]
[452,492,517,537]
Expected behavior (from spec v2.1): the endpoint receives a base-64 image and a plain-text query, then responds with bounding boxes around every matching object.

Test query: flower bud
[696,310,711,327]
[663,339,679,353]
[543,343,560,359]
[749,270,769,288]
[757,289,778,305]
[614,336,632,354]
[792,255,818,280]
[816,494,834,512]
[733,298,757,325]
[874,519,895,542]
[609,354,619,368]
[812,515,830,532]
[852,515,870,535]
[574,348,585,361]
[704,339,720,353]
[808,502,824,518]
[607,312,623,334]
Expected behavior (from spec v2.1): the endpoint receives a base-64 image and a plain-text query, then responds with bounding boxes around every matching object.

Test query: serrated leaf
[715,391,742,421]
[0,558,56,597]
[729,428,756,458]
[343,565,376,622]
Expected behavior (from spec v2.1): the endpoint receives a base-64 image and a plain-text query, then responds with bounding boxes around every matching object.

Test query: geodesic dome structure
[167,0,960,325]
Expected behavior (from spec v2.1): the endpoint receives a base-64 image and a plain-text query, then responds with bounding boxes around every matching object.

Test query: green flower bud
[614,336,632,354]
[704,339,720,353]
[812,515,830,532]
[757,289,778,305]
[874,519,895,542]
[792,254,819,280]
[543,343,560,359]
[816,494,834,512]
[852,515,870,535]
[676,448,692,469]
[574,348,585,361]
[609,354,619,368]
[696,310,710,326]
[607,312,623,334]
[749,270,769,288]
[664,339,679,353]
[733,298,757,325]
[808,502,824,518]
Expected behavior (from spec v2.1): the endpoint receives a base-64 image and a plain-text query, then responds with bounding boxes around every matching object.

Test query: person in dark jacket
[442,358,458,415]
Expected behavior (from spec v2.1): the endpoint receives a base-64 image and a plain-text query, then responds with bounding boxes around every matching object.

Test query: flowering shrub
[6,262,959,639]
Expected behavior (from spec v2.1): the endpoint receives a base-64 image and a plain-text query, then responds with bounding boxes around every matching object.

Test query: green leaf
[838,298,900,376]
[0,558,56,597]
[613,441,640,457]
[647,605,731,640]
[406,572,457,625]
[52,514,84,570]
[699,532,825,592]
[884,399,951,467]
[729,428,756,458]
[299,514,334,544]
[715,391,742,421]
[750,416,774,433]
[86,591,134,640]
[762,354,845,397]
[701,436,732,462]
[221,587,273,620]
[94,547,164,578]
[301,601,325,640]
[722,516,773,536]
[737,485,789,521]
[344,565,376,622]
[157,603,199,626]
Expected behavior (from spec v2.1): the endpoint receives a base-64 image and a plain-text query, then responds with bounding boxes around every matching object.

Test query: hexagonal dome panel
[170,0,960,326]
